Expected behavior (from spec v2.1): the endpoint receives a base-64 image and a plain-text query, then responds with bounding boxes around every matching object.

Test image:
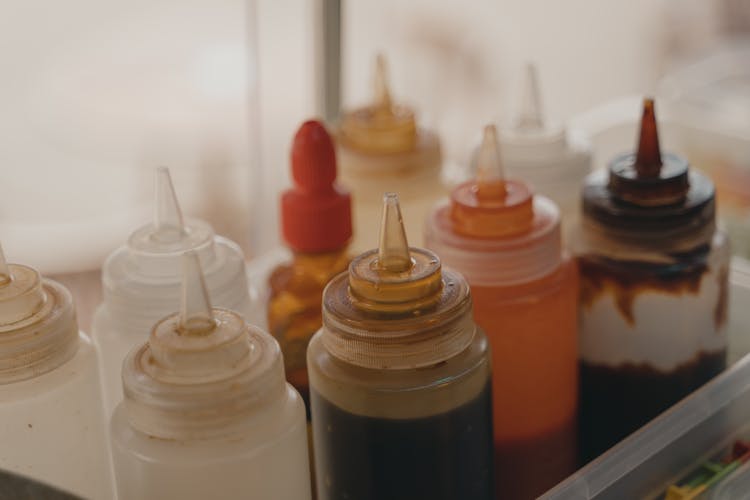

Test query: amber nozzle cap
[348,193,442,313]
[607,98,690,206]
[339,54,417,154]
[450,125,534,238]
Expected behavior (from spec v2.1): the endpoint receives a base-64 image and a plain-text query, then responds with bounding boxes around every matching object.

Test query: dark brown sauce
[311,383,494,500]
[579,349,725,464]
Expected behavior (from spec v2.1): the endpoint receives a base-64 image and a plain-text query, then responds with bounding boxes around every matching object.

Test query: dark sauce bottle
[307,193,494,500]
[577,98,730,463]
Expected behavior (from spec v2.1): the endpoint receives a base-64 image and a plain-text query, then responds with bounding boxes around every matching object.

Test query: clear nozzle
[373,53,394,115]
[377,193,413,273]
[153,167,186,243]
[178,251,216,335]
[635,98,663,178]
[0,243,11,286]
[516,63,544,131]
[476,125,507,200]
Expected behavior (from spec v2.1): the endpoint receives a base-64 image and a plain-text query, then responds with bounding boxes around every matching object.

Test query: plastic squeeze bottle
[337,54,444,251]
[577,98,730,463]
[268,120,352,415]
[0,244,113,499]
[110,252,310,500]
[92,167,251,416]
[426,125,579,500]
[308,193,494,500]
[498,64,591,233]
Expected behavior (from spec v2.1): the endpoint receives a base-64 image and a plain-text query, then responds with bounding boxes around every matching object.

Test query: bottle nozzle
[377,193,412,273]
[373,53,393,115]
[476,125,507,201]
[153,167,186,243]
[0,243,11,286]
[178,251,216,335]
[635,98,662,178]
[516,63,544,130]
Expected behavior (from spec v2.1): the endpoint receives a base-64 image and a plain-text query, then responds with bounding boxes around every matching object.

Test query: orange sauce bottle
[425,125,579,499]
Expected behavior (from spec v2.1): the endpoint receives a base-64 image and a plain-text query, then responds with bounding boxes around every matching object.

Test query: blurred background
[1,0,749,325]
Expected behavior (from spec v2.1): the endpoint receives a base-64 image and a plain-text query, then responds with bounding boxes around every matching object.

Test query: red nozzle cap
[281,120,352,252]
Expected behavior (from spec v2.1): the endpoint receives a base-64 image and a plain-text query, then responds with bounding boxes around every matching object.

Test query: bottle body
[0,332,114,500]
[308,326,494,500]
[337,130,444,250]
[267,248,350,413]
[578,230,730,462]
[471,258,578,499]
[111,384,310,500]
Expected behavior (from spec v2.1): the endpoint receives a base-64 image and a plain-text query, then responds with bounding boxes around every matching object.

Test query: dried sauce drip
[578,256,708,325]
[714,265,729,329]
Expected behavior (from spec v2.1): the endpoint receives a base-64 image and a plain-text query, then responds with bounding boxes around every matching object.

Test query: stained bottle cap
[607,98,690,206]
[321,194,475,369]
[0,244,78,383]
[339,54,418,154]
[281,120,352,252]
[451,125,534,238]
[582,98,715,241]
[348,193,443,313]
[425,124,562,287]
[122,251,285,440]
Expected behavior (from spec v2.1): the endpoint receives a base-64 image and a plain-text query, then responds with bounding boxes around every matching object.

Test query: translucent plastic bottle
[577,99,730,463]
[426,125,579,500]
[92,167,251,416]
[268,120,352,414]
[498,64,591,233]
[111,252,310,500]
[0,244,113,499]
[337,54,444,251]
[308,193,494,500]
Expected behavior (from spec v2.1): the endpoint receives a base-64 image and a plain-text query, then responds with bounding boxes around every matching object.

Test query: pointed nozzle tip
[373,52,392,110]
[291,120,337,189]
[153,167,186,241]
[377,192,412,273]
[635,97,662,177]
[476,124,507,200]
[179,251,216,335]
[0,244,11,286]
[516,62,544,130]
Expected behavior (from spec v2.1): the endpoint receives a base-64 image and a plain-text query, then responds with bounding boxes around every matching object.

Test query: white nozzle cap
[153,167,186,244]
[377,193,412,273]
[516,63,544,131]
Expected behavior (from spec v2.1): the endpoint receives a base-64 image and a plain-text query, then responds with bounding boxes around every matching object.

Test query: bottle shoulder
[0,332,100,401]
[111,384,306,460]
[307,327,491,418]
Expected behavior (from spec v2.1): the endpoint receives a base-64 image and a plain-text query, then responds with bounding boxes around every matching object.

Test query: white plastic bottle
[110,252,310,500]
[497,64,591,232]
[0,244,113,499]
[93,167,252,416]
